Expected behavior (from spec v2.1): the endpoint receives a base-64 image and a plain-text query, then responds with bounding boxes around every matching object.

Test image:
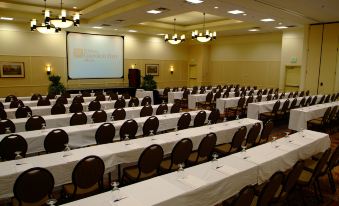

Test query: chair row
[308,105,339,133]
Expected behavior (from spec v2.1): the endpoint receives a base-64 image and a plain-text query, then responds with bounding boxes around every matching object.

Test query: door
[188,64,198,87]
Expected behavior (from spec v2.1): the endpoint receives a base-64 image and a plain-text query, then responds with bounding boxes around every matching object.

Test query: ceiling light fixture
[191,13,216,43]
[128,30,137,33]
[0,17,14,21]
[248,27,260,32]
[50,0,80,29]
[92,26,103,29]
[261,18,275,22]
[275,26,288,29]
[186,0,204,4]
[147,9,162,14]
[164,18,185,45]
[228,10,244,15]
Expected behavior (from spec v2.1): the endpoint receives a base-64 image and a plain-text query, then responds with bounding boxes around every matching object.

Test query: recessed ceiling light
[214,6,219,9]
[243,13,247,16]
[128,30,137,33]
[73,6,77,9]
[278,22,283,25]
[228,10,245,15]
[157,33,166,36]
[275,26,288,29]
[114,29,118,31]
[0,17,13,21]
[92,26,102,29]
[248,28,260,32]
[186,0,204,4]
[139,22,145,25]
[147,10,162,14]
[261,18,275,22]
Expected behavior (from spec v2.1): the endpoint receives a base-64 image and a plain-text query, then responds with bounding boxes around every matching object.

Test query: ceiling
[0,0,339,36]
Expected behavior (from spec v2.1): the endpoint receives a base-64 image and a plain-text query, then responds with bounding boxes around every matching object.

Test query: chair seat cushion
[260,112,275,117]
[123,166,157,181]
[160,157,179,172]
[186,151,208,165]
[307,118,322,125]
[297,170,313,186]
[214,143,232,155]
[63,183,99,196]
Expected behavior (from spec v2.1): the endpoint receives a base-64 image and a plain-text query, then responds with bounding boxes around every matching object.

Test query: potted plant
[142,75,157,91]
[48,75,66,94]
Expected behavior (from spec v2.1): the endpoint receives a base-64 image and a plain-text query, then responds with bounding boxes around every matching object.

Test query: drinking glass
[177,163,185,179]
[211,153,218,169]
[63,144,72,157]
[124,134,130,145]
[111,181,120,202]
[46,199,57,206]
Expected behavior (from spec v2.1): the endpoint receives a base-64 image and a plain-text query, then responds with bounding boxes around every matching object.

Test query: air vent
[115,20,125,22]
[101,24,111,27]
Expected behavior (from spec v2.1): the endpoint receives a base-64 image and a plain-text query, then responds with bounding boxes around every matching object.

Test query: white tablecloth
[8,104,173,132]
[288,101,339,131]
[62,130,330,206]
[0,118,261,199]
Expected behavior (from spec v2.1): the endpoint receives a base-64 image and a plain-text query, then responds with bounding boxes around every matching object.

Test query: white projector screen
[67,32,124,79]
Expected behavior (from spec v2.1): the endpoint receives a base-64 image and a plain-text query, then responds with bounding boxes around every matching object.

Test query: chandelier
[164,18,185,45]
[30,0,80,34]
[191,13,216,43]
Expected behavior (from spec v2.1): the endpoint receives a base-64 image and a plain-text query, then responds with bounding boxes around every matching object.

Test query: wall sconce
[45,64,51,75]
[131,64,136,69]
[170,66,174,74]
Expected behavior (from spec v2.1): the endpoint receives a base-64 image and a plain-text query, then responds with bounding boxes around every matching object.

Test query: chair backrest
[208,108,220,124]
[305,96,312,106]
[308,148,331,184]
[223,91,229,98]
[46,93,56,99]
[230,126,247,151]
[143,116,159,136]
[0,102,3,110]
[310,96,318,106]
[170,138,193,166]
[328,106,338,122]
[119,119,138,140]
[196,132,217,160]
[266,94,272,101]
[260,120,274,143]
[256,94,262,102]
[321,107,332,125]
[51,103,66,115]
[205,92,213,103]
[177,112,191,130]
[25,115,46,131]
[328,145,339,170]
[156,104,168,115]
[138,144,164,174]
[273,93,279,100]
[230,185,256,206]
[193,110,206,127]
[69,102,83,113]
[112,108,126,121]
[199,89,206,94]
[128,97,140,107]
[140,105,153,117]
[13,167,54,204]
[281,160,304,196]
[0,134,27,160]
[92,110,107,123]
[56,96,68,105]
[72,95,84,104]
[95,123,115,144]
[299,91,305,97]
[61,92,71,98]
[114,98,126,108]
[318,95,325,104]
[15,106,32,118]
[109,92,119,100]
[271,100,281,114]
[37,98,51,106]
[182,89,190,99]
[163,87,170,96]
[287,92,293,98]
[88,100,101,111]
[246,123,261,147]
[5,95,17,102]
[237,96,246,108]
[81,91,91,97]
[0,119,15,134]
[245,96,254,107]
[72,155,105,191]
[44,129,69,153]
[141,96,152,106]
[95,93,106,101]
[10,100,24,108]
[299,97,306,107]
[324,94,331,103]
[70,112,87,126]
[234,90,240,97]
[173,87,179,92]
[257,171,285,206]
[289,98,298,110]
[170,103,181,113]
[122,93,130,99]
[263,89,268,95]
[305,90,310,96]
[279,92,285,99]
[280,99,290,113]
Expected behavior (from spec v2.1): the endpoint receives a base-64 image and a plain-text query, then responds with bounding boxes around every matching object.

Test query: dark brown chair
[119,119,138,140]
[122,144,164,184]
[223,91,230,98]
[324,94,331,103]
[91,110,107,123]
[299,91,305,97]
[0,108,7,120]
[0,134,27,160]
[305,96,312,106]
[128,97,139,107]
[170,103,181,113]
[160,87,170,103]
[25,115,46,131]
[318,95,325,104]
[245,123,262,148]
[56,96,68,105]
[69,102,83,113]
[297,97,306,107]
[0,102,3,110]
[46,93,56,100]
[44,129,69,153]
[259,100,280,122]
[222,185,256,206]
[227,97,246,119]
[88,100,101,111]
[61,92,71,98]
[256,120,274,145]
[114,98,126,109]
[0,119,15,134]
[141,96,152,106]
[15,106,32,119]
[122,93,131,99]
[10,100,24,108]
[95,93,106,101]
[177,112,191,130]
[51,103,66,115]
[156,104,168,115]
[111,108,126,121]
[70,112,87,126]
[179,89,190,108]
[307,107,331,132]
[198,92,214,109]
[305,90,310,96]
[37,98,51,106]
[63,155,105,199]
[142,116,159,136]
[266,94,273,101]
[5,95,17,102]
[72,96,84,104]
[256,94,262,103]
[276,99,290,120]
[310,95,318,106]
[193,110,206,127]
[81,91,91,97]
[109,92,119,101]
[208,108,220,124]
[214,126,247,156]
[12,167,54,206]
[140,105,153,117]
[287,92,293,99]
[187,133,217,166]
[256,171,285,206]
[95,123,115,144]
[159,138,193,173]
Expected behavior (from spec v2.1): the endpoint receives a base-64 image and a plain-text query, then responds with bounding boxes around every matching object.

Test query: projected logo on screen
[73,48,118,62]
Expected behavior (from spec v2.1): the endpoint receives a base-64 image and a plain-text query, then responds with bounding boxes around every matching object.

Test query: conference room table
[1,108,202,154]
[61,129,330,206]
[8,104,173,132]
[288,101,339,131]
[247,95,323,119]
[4,98,144,119]
[0,118,262,199]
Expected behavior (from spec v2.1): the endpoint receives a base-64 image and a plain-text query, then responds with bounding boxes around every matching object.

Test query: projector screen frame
[66,32,125,80]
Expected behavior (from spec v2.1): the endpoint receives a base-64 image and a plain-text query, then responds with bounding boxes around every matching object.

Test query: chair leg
[328,170,336,193]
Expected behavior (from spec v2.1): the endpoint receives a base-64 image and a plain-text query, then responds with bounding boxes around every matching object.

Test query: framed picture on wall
[145,64,159,76]
[0,62,25,78]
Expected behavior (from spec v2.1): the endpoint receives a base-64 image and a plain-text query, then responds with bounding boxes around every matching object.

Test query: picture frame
[145,64,159,76]
[0,62,25,78]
